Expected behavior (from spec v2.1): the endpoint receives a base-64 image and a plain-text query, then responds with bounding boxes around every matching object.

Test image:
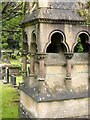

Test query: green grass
[0,75,22,118]
[10,58,21,65]
[0,81,2,119]
[1,81,19,118]
[1,50,27,118]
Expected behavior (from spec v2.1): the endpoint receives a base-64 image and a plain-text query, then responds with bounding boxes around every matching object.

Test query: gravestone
[5,67,9,83]
[10,75,16,87]
[2,67,9,84]
[19,0,90,118]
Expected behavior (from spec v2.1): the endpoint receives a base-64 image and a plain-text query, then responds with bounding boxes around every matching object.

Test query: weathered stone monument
[5,67,9,83]
[10,75,16,87]
[19,0,90,118]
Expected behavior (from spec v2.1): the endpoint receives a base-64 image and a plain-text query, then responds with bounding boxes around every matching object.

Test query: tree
[77,0,90,24]
[1,2,29,50]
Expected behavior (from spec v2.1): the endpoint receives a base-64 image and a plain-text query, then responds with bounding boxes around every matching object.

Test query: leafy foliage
[1,1,90,51]
[77,0,90,23]
[2,2,29,50]
[74,37,84,52]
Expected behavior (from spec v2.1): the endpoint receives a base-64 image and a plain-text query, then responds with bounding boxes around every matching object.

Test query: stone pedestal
[19,82,88,118]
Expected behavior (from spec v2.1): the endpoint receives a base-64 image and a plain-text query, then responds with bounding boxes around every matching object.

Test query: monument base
[19,83,89,118]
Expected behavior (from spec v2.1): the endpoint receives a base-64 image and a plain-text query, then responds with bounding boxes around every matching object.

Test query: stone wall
[45,53,88,90]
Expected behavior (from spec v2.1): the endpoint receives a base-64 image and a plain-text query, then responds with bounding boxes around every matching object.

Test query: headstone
[10,75,16,87]
[5,67,9,83]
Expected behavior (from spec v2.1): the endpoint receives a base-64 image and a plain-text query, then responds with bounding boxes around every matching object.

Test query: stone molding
[21,18,86,28]
[37,53,47,60]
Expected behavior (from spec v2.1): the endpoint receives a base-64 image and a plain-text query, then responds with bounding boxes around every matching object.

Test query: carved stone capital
[30,74,35,77]
[65,76,72,80]
[29,52,35,56]
[22,71,27,77]
[38,77,45,81]
[37,53,47,60]
[22,50,28,56]
[64,52,73,59]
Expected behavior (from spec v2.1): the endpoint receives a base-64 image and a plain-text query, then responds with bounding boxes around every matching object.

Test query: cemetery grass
[1,81,19,118]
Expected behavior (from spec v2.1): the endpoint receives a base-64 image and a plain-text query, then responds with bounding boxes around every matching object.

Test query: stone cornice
[21,18,86,28]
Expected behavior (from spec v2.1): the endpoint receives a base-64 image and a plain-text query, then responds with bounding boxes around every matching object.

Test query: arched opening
[30,32,38,77]
[46,32,67,53]
[22,31,28,77]
[23,31,28,52]
[74,32,90,53]
[30,33,37,53]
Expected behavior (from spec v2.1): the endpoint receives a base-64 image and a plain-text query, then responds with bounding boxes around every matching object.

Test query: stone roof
[21,2,85,24]
[48,2,75,9]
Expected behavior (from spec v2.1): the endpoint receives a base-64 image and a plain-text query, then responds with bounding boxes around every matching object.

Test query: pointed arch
[23,31,28,52]
[30,30,38,53]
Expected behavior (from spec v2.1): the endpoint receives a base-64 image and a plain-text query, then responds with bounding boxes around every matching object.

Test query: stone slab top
[20,82,88,102]
[0,64,20,68]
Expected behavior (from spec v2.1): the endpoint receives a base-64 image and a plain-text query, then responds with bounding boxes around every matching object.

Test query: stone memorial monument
[19,0,90,118]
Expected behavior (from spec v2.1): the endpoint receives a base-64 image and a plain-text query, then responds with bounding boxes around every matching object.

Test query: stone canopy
[21,2,85,25]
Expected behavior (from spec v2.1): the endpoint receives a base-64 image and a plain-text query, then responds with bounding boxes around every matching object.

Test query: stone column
[27,52,35,86]
[22,50,28,78]
[37,53,46,81]
[64,52,73,89]
[30,53,35,76]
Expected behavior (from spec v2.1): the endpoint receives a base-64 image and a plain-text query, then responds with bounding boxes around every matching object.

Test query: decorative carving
[22,50,28,56]
[65,76,72,80]
[23,71,27,77]
[64,52,73,59]
[29,52,35,56]
[38,77,45,81]
[37,53,47,60]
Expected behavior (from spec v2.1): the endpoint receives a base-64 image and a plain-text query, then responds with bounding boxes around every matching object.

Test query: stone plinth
[19,83,88,118]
